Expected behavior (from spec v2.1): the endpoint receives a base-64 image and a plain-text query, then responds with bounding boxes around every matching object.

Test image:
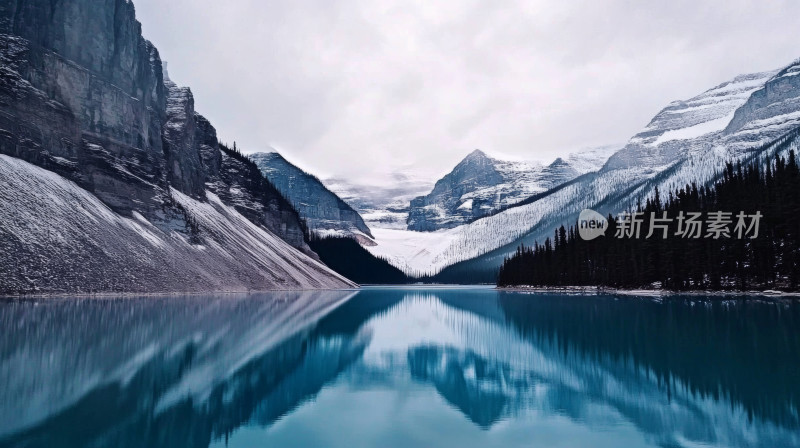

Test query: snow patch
[652,112,735,145]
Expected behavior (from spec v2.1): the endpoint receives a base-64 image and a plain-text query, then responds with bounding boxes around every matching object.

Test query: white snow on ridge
[564,144,622,174]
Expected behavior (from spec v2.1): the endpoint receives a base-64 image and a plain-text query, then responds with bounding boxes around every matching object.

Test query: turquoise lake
[1,287,798,447]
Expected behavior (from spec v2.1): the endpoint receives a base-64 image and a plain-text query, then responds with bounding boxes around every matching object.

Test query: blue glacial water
[0,287,798,448]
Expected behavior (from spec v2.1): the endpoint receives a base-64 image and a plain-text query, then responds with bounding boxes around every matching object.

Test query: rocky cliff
[251,151,372,240]
[0,0,353,293]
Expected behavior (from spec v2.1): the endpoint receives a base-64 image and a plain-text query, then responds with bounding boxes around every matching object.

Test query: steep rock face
[251,152,372,239]
[0,0,351,292]
[605,71,776,171]
[211,147,309,249]
[159,78,309,248]
[722,61,800,152]
[0,8,168,216]
[162,78,205,198]
[406,148,614,231]
[408,150,512,231]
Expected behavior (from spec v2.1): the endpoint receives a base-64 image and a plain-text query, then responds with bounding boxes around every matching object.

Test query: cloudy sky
[135,0,800,185]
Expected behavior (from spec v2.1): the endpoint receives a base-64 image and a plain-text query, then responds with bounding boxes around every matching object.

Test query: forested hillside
[498,148,800,291]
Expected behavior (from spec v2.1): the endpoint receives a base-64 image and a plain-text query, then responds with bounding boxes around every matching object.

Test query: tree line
[497,150,800,291]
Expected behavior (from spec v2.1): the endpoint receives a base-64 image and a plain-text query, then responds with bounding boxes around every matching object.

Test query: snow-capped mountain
[0,0,353,293]
[406,147,619,231]
[250,152,373,240]
[366,61,800,277]
[722,61,800,152]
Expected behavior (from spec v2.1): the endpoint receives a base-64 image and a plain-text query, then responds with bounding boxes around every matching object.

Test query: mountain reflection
[1,289,799,448]
[0,291,359,448]
[408,346,513,428]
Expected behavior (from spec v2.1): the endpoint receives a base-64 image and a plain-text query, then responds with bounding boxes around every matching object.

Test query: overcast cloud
[134,0,800,184]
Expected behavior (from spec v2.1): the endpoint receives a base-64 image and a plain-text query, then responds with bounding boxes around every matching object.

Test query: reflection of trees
[498,292,800,428]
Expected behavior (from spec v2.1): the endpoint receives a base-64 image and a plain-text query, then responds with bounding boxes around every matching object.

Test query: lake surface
[1,287,799,448]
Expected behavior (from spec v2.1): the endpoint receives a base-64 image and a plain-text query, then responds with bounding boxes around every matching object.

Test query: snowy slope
[0,154,355,293]
[722,60,800,152]
[564,144,622,173]
[606,71,777,171]
[364,227,462,276]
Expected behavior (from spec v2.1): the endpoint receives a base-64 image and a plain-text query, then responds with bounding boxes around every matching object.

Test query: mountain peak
[249,148,282,158]
[465,149,489,161]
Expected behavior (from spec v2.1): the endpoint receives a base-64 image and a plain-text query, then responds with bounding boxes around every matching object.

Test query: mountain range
[325,173,433,230]
[364,62,800,280]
